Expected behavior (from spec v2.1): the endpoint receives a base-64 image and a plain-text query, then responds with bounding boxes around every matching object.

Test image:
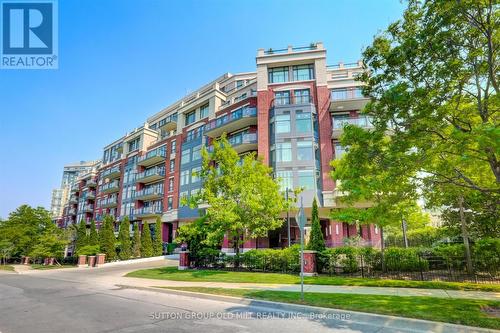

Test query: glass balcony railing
[136,166,165,181]
[133,206,163,217]
[229,132,258,146]
[332,116,373,129]
[102,165,121,178]
[137,147,166,165]
[204,106,257,133]
[331,87,364,101]
[99,180,120,193]
[274,95,312,106]
[83,204,94,212]
[101,196,118,207]
[133,186,164,199]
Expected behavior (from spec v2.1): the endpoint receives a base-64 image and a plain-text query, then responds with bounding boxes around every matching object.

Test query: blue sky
[0,0,405,218]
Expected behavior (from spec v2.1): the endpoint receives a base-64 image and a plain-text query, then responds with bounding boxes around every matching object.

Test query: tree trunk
[380,226,386,272]
[459,195,474,275]
[233,235,240,268]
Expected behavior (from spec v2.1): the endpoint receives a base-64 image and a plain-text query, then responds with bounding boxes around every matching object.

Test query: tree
[0,240,14,265]
[99,215,117,260]
[117,216,131,260]
[88,220,99,246]
[29,224,69,261]
[154,217,163,256]
[131,222,141,258]
[187,136,287,260]
[306,197,325,252]
[175,216,211,257]
[75,219,89,252]
[140,223,153,257]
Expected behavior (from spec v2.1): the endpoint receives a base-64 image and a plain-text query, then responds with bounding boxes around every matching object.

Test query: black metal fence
[189,249,500,284]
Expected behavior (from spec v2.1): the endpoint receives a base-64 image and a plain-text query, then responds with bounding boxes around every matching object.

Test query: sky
[0,0,405,218]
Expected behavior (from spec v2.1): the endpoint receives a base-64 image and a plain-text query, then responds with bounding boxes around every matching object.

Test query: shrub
[384,247,429,272]
[76,245,100,256]
[165,243,177,255]
[473,238,500,275]
[432,244,465,270]
[241,245,300,273]
[319,247,359,274]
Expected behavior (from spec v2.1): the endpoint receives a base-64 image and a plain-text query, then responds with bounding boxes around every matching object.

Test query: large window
[171,140,176,153]
[276,170,293,192]
[167,197,173,211]
[191,166,201,183]
[334,143,348,159]
[296,111,312,132]
[298,169,315,190]
[128,138,139,152]
[293,64,314,81]
[181,149,191,165]
[192,145,202,161]
[170,159,175,172]
[275,113,291,133]
[297,141,313,161]
[332,115,351,129]
[185,111,196,126]
[200,104,209,119]
[294,89,310,104]
[168,177,174,192]
[276,142,292,162]
[268,66,289,83]
[180,170,190,186]
[275,91,290,106]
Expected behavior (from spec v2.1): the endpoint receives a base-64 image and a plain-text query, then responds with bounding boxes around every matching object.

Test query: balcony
[229,132,258,154]
[273,95,313,107]
[133,206,163,219]
[331,116,373,139]
[69,208,77,216]
[330,87,369,111]
[102,165,121,180]
[87,191,96,200]
[99,180,120,194]
[101,196,118,208]
[137,147,166,167]
[134,187,163,201]
[68,196,78,204]
[136,167,165,184]
[70,184,79,193]
[83,204,94,213]
[86,179,97,188]
[158,113,178,132]
[204,106,257,138]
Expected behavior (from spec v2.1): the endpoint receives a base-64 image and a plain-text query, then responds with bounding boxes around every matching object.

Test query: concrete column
[302,250,318,276]
[179,251,190,270]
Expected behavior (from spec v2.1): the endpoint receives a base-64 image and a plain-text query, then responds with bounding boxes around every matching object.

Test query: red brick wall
[316,86,334,191]
[257,90,273,165]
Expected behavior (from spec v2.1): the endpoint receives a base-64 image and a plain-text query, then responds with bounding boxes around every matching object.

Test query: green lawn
[163,286,500,329]
[30,264,74,270]
[0,265,15,272]
[126,267,500,292]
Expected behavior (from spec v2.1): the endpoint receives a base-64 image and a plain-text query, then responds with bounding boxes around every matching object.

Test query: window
[191,166,201,183]
[171,140,176,153]
[180,170,190,186]
[294,89,310,104]
[297,141,313,161]
[167,197,173,211]
[192,145,202,161]
[332,115,350,129]
[276,142,292,162]
[276,171,293,192]
[185,111,196,126]
[179,191,188,206]
[334,143,348,159]
[168,177,174,192]
[170,159,175,172]
[128,138,139,152]
[298,170,315,190]
[296,111,312,132]
[181,149,191,165]
[200,104,209,119]
[293,64,314,81]
[236,80,244,88]
[275,113,291,133]
[268,66,289,83]
[275,91,290,106]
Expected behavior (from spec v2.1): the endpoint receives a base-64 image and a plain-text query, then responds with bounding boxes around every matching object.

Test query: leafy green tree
[75,219,89,252]
[0,205,56,257]
[29,224,69,261]
[175,216,212,257]
[117,216,131,260]
[154,217,163,256]
[140,223,153,257]
[131,222,141,258]
[307,197,325,252]
[99,215,117,260]
[0,240,14,265]
[187,136,287,259]
[88,220,99,246]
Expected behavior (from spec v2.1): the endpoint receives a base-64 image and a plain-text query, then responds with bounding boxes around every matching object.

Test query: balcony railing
[102,165,121,179]
[332,116,373,129]
[229,132,258,146]
[83,204,94,213]
[99,180,120,194]
[69,196,78,204]
[331,87,364,101]
[87,191,96,200]
[204,106,257,135]
[137,147,166,166]
[136,166,165,183]
[133,206,163,217]
[274,95,312,106]
[86,179,97,188]
[133,187,164,200]
[69,208,77,215]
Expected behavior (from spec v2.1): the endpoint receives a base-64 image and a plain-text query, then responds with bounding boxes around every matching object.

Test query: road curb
[116,284,498,333]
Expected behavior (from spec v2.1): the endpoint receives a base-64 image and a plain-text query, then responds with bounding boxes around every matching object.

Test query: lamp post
[286,187,291,247]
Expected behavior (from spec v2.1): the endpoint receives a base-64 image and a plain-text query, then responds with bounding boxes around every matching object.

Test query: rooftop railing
[330,87,365,101]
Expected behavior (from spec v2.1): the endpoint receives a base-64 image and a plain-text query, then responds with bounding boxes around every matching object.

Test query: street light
[286,187,291,247]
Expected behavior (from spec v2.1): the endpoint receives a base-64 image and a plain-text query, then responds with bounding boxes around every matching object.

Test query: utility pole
[459,195,473,275]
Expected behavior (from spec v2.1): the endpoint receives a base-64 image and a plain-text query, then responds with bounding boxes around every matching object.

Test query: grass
[30,264,74,270]
[0,265,15,272]
[162,286,500,329]
[126,267,500,292]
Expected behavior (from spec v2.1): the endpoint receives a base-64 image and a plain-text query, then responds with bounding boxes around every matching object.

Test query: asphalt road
[0,261,489,333]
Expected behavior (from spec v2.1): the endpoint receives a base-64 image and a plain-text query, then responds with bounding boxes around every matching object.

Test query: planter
[95,254,106,267]
[88,255,96,267]
[77,255,87,267]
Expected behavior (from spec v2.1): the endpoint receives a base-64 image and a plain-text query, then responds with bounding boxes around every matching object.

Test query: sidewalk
[121,276,500,301]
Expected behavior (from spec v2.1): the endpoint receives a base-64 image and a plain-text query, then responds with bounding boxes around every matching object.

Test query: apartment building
[58,42,381,250]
